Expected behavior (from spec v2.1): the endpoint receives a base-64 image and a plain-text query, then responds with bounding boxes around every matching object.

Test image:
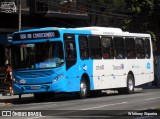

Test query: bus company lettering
[96,65,104,70]
[113,64,124,70]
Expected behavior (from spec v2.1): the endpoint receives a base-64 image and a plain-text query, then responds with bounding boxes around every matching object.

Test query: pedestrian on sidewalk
[4,64,13,96]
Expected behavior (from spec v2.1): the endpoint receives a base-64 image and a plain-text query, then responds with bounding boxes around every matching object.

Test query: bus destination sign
[13,30,60,40]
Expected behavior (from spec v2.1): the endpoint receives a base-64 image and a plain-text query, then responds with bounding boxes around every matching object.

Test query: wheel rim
[128,78,133,91]
[80,81,87,97]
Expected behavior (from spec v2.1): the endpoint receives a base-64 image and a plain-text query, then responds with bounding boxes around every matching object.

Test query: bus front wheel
[77,77,88,99]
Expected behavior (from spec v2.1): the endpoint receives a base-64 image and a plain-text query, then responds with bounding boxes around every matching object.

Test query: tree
[124,0,160,54]
[88,0,126,26]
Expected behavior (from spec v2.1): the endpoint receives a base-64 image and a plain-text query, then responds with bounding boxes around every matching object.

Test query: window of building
[88,36,102,59]
[101,37,114,59]
[125,37,136,59]
[79,35,89,59]
[135,38,145,59]
[114,37,125,59]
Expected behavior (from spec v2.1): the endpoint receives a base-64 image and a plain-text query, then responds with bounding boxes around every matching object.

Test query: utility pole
[18,0,21,31]
[18,0,22,100]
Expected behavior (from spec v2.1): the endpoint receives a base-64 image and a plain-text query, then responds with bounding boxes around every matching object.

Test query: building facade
[0,0,89,65]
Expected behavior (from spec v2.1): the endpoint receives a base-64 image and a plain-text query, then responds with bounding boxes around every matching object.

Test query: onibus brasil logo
[0,2,17,13]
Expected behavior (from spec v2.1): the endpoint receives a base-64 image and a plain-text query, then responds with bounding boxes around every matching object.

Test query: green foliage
[124,0,160,54]
[123,0,156,32]
[112,0,125,6]
[125,0,154,16]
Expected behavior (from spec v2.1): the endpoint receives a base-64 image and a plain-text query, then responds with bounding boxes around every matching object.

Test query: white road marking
[144,97,160,101]
[81,101,128,110]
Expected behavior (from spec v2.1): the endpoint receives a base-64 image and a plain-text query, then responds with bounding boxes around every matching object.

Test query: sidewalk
[0,92,34,106]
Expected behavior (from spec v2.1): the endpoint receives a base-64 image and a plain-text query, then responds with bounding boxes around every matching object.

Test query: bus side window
[135,38,145,59]
[144,38,151,59]
[78,35,89,59]
[67,43,75,59]
[101,37,114,59]
[125,37,136,59]
[114,37,125,59]
[88,36,102,59]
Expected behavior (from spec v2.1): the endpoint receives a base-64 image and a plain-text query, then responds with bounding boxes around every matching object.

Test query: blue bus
[11,27,154,101]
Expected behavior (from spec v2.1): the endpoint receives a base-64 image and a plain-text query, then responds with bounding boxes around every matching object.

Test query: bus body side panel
[134,59,154,86]
[92,58,154,90]
[66,59,94,92]
[65,34,94,92]
[92,59,127,90]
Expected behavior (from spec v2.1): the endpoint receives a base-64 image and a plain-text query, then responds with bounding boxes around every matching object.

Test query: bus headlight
[58,74,64,79]
[53,74,64,83]
[54,77,58,82]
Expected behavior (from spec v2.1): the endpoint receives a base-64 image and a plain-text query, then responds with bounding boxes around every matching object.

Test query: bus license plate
[31,86,40,90]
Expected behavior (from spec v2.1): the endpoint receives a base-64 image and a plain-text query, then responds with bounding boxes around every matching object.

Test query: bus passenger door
[64,33,77,70]
[64,33,78,91]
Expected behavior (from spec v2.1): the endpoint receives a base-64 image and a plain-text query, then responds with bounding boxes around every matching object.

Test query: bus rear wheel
[118,74,134,94]
[127,74,134,94]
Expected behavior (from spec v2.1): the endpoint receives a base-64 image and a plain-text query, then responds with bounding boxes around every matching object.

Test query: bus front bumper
[13,83,65,95]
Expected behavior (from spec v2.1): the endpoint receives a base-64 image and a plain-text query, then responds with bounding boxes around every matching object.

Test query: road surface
[0,88,160,119]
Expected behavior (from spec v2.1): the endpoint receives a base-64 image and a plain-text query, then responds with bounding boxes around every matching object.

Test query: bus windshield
[12,41,64,70]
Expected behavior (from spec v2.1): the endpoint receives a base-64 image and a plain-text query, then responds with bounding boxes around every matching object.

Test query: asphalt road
[0,88,160,119]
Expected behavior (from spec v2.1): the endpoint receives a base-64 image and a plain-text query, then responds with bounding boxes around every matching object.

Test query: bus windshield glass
[12,41,64,70]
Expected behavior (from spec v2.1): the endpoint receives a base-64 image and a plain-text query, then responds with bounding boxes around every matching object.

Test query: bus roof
[14,27,91,35]
[76,26,151,38]
[14,26,151,38]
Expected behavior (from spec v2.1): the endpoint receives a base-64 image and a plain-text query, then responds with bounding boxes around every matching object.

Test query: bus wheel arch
[118,71,135,94]
[77,73,90,99]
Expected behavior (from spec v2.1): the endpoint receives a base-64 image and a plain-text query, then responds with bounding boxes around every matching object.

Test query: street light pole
[18,0,21,31]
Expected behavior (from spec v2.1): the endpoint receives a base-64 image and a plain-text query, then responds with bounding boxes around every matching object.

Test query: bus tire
[77,77,88,99]
[118,74,134,94]
[126,74,134,94]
